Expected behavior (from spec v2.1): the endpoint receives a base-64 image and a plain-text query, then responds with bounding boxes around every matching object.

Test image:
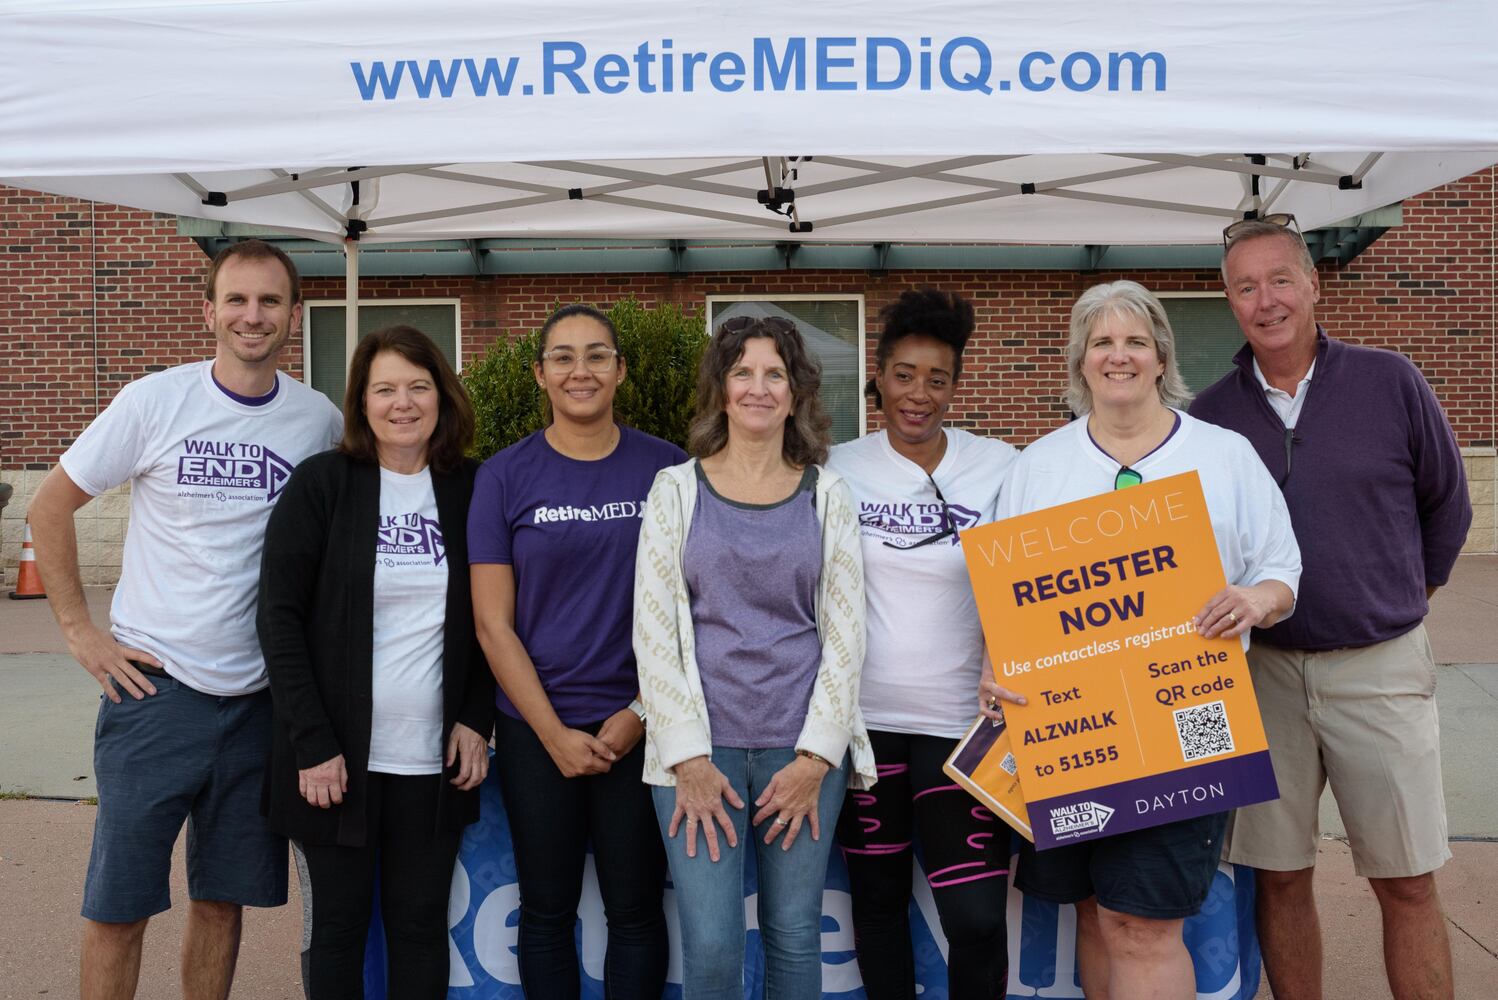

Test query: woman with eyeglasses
[469,304,684,1000]
[824,288,1018,1000]
[979,280,1300,1000]
[634,314,875,1000]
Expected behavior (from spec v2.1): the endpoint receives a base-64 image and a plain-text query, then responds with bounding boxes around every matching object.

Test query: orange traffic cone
[9,517,46,600]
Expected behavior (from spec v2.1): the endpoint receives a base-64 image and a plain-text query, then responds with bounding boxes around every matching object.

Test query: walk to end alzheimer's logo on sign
[959,472,1277,851]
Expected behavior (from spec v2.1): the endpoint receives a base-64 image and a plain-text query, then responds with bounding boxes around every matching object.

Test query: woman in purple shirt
[469,305,685,1000]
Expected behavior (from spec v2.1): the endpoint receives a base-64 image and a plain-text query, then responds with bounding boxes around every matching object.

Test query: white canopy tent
[4,0,1497,339]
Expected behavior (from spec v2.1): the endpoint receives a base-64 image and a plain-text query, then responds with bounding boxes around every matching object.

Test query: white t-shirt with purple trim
[368,467,447,774]
[996,410,1302,652]
[60,361,343,696]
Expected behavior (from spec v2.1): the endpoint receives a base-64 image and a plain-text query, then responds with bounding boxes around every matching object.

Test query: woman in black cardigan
[258,325,494,999]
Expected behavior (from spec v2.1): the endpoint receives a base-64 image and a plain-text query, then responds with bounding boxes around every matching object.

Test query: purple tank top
[683,463,822,749]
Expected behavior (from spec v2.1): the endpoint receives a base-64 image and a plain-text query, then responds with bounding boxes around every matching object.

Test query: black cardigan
[257,450,494,846]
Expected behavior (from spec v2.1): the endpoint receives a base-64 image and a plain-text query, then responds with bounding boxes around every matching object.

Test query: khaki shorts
[1225,625,1450,879]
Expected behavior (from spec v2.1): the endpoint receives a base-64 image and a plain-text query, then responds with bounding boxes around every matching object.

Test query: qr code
[1173,700,1235,762]
[1000,752,1018,776]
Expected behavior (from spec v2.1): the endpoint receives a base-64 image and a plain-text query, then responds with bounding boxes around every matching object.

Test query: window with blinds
[706,296,865,444]
[1159,295,1244,394]
[305,301,460,406]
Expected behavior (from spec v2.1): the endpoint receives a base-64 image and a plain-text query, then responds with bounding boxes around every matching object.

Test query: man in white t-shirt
[28,240,342,1000]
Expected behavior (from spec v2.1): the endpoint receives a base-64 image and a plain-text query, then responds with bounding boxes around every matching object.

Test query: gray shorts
[82,673,287,923]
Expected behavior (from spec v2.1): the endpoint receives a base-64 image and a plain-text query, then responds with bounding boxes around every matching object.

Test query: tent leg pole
[344,239,359,364]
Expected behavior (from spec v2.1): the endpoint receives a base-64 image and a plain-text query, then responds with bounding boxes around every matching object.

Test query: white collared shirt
[1251,357,1316,428]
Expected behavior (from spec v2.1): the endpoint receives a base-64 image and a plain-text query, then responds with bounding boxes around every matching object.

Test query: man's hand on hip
[66,622,161,703]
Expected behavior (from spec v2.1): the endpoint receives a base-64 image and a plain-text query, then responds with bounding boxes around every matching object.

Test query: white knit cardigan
[632,459,876,790]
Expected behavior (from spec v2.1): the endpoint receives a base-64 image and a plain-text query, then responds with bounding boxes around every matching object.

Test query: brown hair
[687,316,832,466]
[534,303,622,362]
[204,239,301,304]
[339,325,475,473]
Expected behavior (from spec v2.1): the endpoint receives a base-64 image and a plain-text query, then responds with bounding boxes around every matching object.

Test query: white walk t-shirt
[368,467,448,775]
[60,362,342,696]
[827,428,1018,738]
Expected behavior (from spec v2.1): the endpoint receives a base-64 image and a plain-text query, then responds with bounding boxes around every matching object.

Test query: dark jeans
[298,771,462,1000]
[493,710,668,1000]
[836,729,1010,1000]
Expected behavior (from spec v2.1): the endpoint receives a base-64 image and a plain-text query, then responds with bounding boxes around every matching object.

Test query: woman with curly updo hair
[827,288,1019,1000]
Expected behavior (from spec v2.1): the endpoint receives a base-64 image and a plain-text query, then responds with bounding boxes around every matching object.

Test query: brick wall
[3,169,1494,583]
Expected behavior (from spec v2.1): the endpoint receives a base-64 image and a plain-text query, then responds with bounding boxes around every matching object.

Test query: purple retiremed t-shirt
[468,425,686,725]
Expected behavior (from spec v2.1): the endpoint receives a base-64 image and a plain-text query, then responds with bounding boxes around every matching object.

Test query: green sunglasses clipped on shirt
[1114,466,1144,490]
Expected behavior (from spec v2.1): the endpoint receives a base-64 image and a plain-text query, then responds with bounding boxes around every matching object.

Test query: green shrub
[464,298,709,459]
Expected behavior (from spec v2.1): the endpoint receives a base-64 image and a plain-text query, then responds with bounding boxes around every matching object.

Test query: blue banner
[366,769,1259,998]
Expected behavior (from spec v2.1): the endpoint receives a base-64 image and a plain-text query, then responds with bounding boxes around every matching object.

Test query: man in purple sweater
[1190,219,1470,1000]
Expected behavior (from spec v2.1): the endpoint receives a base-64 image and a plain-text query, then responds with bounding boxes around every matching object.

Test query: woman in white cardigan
[634,315,874,1000]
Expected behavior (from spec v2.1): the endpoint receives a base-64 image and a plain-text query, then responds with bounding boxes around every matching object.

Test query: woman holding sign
[827,288,1018,1000]
[634,315,875,999]
[979,280,1300,1000]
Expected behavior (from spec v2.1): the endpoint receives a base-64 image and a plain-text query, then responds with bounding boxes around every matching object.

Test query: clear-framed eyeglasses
[540,346,620,374]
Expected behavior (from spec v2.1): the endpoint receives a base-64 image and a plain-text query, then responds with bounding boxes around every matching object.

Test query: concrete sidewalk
[0,798,305,999]
[1,558,1494,997]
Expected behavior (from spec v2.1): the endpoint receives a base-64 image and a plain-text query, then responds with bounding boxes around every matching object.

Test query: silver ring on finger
[1226,611,1238,625]
[773,816,789,827]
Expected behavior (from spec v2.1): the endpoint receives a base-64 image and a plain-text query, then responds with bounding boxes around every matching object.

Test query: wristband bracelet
[627,699,647,727]
[796,749,833,769]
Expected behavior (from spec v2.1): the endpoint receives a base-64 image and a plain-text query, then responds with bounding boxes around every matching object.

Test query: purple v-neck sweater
[1190,331,1470,651]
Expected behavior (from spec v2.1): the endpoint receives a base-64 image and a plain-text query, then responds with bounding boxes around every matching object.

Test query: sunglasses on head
[717,315,798,336]
[1222,212,1302,251]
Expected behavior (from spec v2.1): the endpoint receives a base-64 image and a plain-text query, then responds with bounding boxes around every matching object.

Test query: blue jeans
[652,746,849,1000]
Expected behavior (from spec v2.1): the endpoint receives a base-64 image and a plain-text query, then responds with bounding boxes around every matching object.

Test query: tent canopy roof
[2,0,1496,245]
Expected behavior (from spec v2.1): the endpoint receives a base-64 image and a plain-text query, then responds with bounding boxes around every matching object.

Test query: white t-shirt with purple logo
[468,425,686,725]
[368,467,447,775]
[827,428,1017,738]
[60,361,342,696]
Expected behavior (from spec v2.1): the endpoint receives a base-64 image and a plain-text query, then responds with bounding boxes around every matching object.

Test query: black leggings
[298,771,462,1000]
[493,711,668,1000]
[836,729,1010,1000]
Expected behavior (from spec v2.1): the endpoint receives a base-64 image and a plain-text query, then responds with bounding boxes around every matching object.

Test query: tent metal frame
[173,152,1368,244]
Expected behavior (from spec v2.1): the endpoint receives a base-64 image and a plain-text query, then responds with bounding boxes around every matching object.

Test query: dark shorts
[83,674,288,923]
[1014,811,1227,920]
